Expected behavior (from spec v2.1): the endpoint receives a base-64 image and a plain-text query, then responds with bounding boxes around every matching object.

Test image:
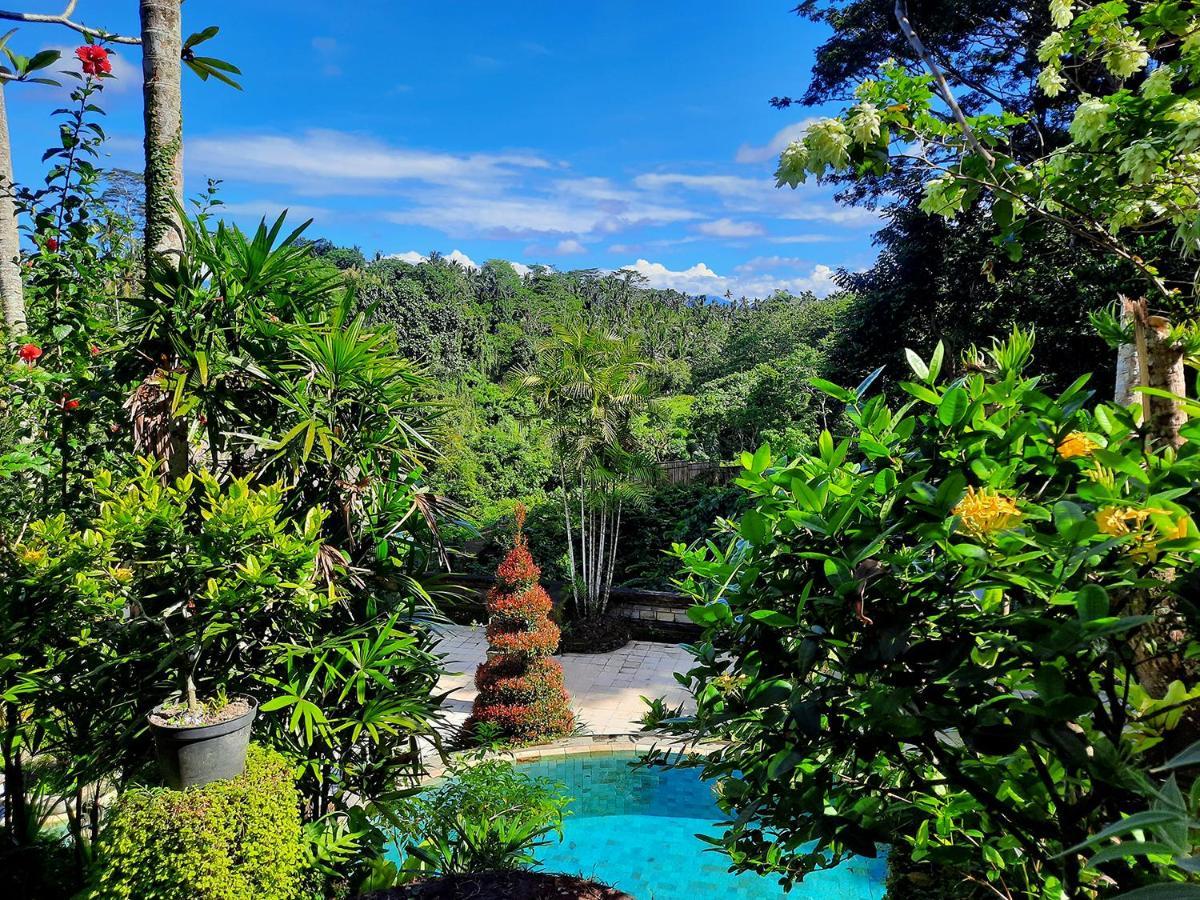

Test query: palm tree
[515,325,659,621]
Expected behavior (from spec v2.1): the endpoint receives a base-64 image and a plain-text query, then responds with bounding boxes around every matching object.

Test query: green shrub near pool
[86,744,306,900]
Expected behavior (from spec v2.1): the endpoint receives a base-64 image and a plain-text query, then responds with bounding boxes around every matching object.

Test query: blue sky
[6,1,881,298]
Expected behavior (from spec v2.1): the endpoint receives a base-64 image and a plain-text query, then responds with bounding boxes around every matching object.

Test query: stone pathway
[434,624,695,736]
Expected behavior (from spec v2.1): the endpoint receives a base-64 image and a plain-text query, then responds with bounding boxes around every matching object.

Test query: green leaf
[740,510,767,545]
[1063,810,1182,854]
[904,348,930,381]
[26,49,60,72]
[1075,584,1110,621]
[750,443,771,475]
[1155,739,1200,772]
[928,341,945,382]
[810,377,855,402]
[749,610,795,627]
[938,387,968,426]
[1053,500,1087,534]
[184,25,221,49]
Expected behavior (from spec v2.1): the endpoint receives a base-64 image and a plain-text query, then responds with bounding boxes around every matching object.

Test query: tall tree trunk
[1142,314,1188,450]
[1118,300,1198,753]
[559,460,581,611]
[0,82,25,338]
[140,0,184,260]
[1114,304,1138,407]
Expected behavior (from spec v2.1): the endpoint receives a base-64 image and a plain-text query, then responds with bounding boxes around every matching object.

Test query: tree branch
[894,0,995,166]
[0,3,140,45]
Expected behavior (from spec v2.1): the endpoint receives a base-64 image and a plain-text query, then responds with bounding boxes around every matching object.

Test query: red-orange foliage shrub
[467,508,574,744]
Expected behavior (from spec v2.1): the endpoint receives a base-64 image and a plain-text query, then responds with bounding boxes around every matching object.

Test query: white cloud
[696,217,763,238]
[389,190,695,238]
[190,129,551,193]
[779,203,883,227]
[214,200,332,223]
[510,262,533,277]
[621,258,839,299]
[737,264,838,298]
[623,259,726,294]
[769,234,842,244]
[633,170,880,228]
[633,172,762,197]
[524,237,588,257]
[734,255,809,273]
[385,249,478,269]
[735,119,820,164]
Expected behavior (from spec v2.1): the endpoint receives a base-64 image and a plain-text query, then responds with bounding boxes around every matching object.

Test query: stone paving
[434,624,695,736]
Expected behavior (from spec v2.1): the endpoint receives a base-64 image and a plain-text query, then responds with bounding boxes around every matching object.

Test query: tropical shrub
[87,744,306,900]
[3,464,445,889]
[515,325,660,620]
[658,330,1200,896]
[126,212,446,583]
[393,758,570,876]
[467,508,574,744]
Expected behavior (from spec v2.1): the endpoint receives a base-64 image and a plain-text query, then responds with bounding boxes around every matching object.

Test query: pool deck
[433,624,695,737]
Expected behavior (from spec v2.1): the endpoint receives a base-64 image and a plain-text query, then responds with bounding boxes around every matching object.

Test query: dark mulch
[559,616,630,654]
[365,870,634,900]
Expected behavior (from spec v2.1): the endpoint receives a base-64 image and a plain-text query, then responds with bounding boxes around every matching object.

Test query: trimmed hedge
[87,744,306,900]
[468,511,574,744]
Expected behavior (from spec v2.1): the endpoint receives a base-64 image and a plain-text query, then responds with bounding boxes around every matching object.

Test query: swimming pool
[519,751,887,900]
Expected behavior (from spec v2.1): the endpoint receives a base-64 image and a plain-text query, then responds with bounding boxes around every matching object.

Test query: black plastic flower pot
[147,696,257,790]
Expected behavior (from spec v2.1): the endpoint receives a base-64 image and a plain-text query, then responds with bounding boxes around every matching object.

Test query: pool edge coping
[424,732,723,779]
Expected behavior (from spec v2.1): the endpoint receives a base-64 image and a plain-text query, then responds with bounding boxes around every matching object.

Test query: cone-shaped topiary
[467,506,574,744]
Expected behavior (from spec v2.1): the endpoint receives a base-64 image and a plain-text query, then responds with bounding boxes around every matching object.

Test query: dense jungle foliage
[301,242,1119,590]
[297,245,855,586]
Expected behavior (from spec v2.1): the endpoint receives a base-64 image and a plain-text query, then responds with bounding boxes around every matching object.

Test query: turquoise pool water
[519,752,887,900]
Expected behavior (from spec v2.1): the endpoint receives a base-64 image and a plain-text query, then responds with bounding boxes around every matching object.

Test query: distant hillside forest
[306,240,1110,588]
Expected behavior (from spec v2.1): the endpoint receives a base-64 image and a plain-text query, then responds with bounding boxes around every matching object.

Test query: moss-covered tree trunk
[0,82,26,338]
[135,0,188,482]
[140,0,183,260]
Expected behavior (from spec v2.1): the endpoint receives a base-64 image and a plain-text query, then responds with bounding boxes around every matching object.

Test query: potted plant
[144,577,259,789]
[130,470,315,789]
[147,691,257,790]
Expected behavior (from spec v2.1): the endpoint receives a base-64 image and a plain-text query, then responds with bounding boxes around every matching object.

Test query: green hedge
[87,744,306,900]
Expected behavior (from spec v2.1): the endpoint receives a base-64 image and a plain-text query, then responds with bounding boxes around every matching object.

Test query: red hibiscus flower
[18,343,42,363]
[60,394,80,411]
[75,45,112,76]
[89,344,100,357]
[45,236,58,252]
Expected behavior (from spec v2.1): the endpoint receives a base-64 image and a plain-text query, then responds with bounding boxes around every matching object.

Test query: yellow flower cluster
[1095,506,1191,563]
[953,486,1023,538]
[19,547,46,565]
[712,673,747,695]
[1057,431,1099,460]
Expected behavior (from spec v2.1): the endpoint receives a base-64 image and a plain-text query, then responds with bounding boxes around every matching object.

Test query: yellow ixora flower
[112,567,134,584]
[952,486,1023,538]
[1095,506,1192,563]
[19,547,46,565]
[1057,431,1100,460]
